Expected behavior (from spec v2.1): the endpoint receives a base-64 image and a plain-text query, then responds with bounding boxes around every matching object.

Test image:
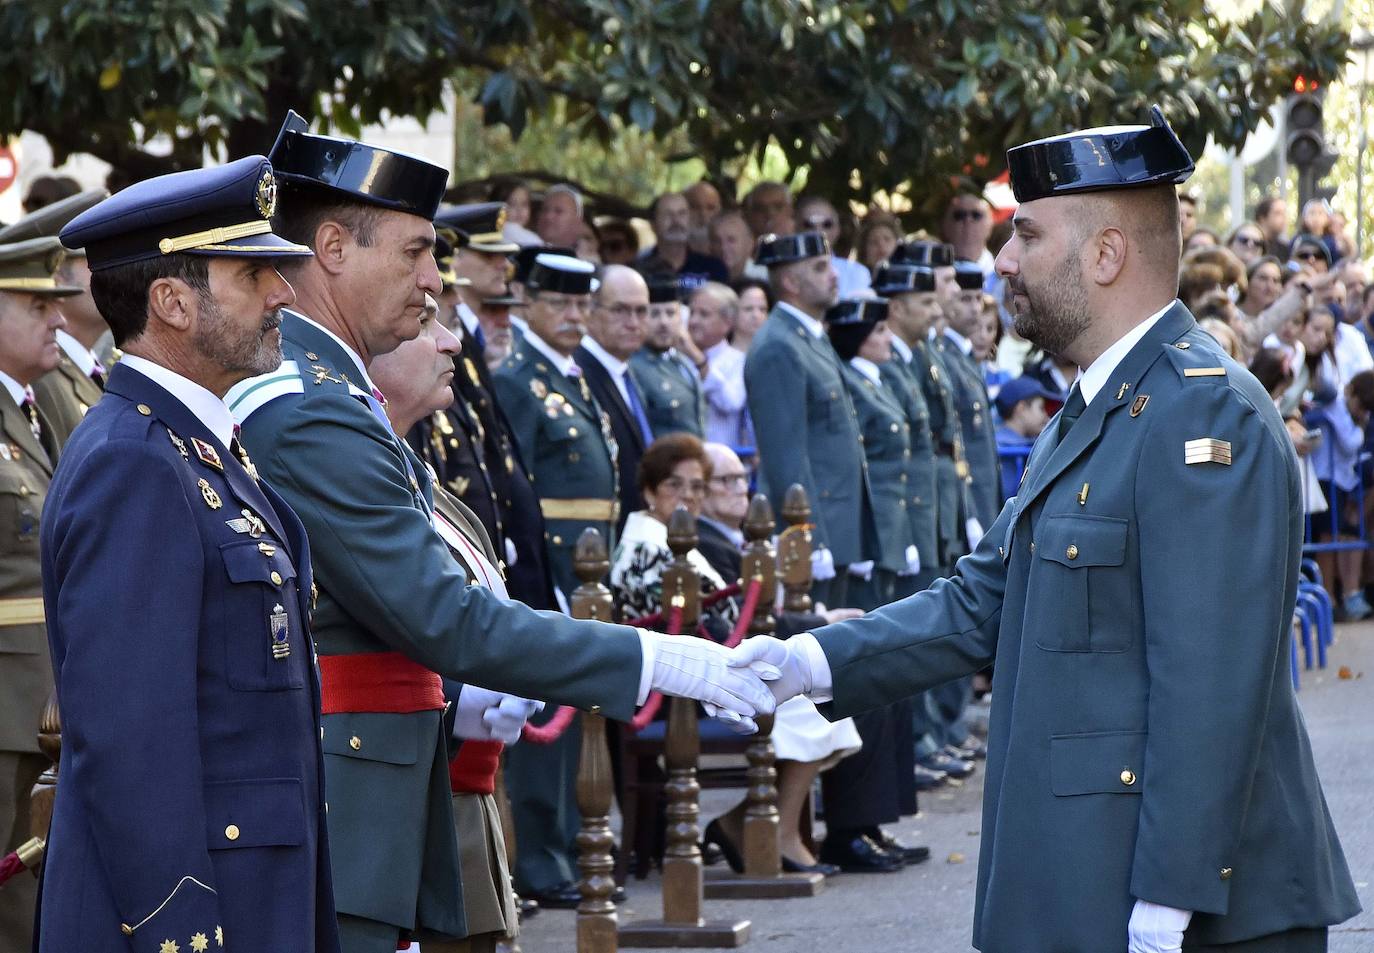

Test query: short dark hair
[638,432,712,494]
[730,276,774,310]
[1255,196,1283,223]
[1248,347,1293,397]
[272,183,379,256]
[89,253,210,346]
[1349,369,1374,412]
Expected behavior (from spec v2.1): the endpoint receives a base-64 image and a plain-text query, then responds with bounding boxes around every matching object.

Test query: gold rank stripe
[540,498,619,521]
[0,597,45,627]
[1183,367,1227,378]
[1185,438,1232,465]
[0,277,58,290]
[158,219,277,255]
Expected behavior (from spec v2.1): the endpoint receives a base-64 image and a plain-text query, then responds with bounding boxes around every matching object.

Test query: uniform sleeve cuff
[636,630,657,705]
[794,632,834,703]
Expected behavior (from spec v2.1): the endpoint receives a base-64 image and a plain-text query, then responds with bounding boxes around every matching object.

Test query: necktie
[91,360,106,388]
[1057,384,1086,442]
[473,323,487,351]
[622,370,655,446]
[21,388,41,443]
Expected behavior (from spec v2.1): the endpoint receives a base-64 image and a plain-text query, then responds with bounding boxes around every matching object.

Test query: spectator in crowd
[1182,245,1248,296]
[941,187,995,273]
[1318,277,1374,387]
[1184,226,1219,252]
[1330,208,1356,261]
[689,281,752,450]
[993,376,1053,501]
[1177,189,1199,241]
[21,174,80,213]
[1199,317,1243,361]
[1300,199,1341,264]
[797,195,872,298]
[640,190,729,289]
[597,218,640,266]
[1256,194,1290,260]
[1291,233,1333,274]
[1226,222,1268,265]
[709,209,767,282]
[856,210,902,279]
[1339,259,1368,325]
[1306,369,1374,619]
[1021,348,1076,402]
[1178,261,1227,312]
[685,179,723,253]
[535,183,586,247]
[729,277,772,352]
[1237,256,1287,319]
[492,177,542,245]
[575,220,602,264]
[1249,347,1320,457]
[742,181,794,237]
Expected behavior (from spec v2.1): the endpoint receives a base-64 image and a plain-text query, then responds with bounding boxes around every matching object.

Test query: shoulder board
[226,361,305,422]
[1161,337,1229,383]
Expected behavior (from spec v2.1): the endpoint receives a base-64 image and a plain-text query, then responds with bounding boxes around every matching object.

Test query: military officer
[228,114,770,952]
[734,110,1359,953]
[43,157,339,952]
[743,231,876,607]
[0,190,110,448]
[938,261,1000,528]
[0,236,78,948]
[629,276,706,438]
[890,238,959,313]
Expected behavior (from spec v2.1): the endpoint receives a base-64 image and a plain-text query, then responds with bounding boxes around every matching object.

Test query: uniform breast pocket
[0,471,43,553]
[1030,514,1136,653]
[220,539,305,692]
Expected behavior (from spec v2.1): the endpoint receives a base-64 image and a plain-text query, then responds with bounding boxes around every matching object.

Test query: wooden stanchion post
[778,485,814,616]
[619,508,751,948]
[572,528,619,953]
[705,494,823,899]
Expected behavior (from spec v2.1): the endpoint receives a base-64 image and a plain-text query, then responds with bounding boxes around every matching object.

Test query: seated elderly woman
[610,433,860,874]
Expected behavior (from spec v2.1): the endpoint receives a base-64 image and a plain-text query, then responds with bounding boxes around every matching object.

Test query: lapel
[58,353,104,403]
[576,346,643,453]
[546,359,597,420]
[0,392,53,476]
[1014,304,1194,517]
[105,364,290,546]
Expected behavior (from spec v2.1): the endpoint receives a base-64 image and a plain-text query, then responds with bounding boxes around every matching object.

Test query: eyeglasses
[659,477,708,495]
[951,210,986,222]
[1232,235,1264,248]
[709,473,749,489]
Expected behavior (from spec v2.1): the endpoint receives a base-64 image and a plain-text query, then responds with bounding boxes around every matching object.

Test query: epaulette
[107,399,160,442]
[1162,336,1229,382]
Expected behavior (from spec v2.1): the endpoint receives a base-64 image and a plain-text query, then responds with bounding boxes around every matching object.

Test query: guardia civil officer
[743,231,876,606]
[228,114,771,952]
[42,157,339,952]
[0,236,78,948]
[939,261,1000,529]
[733,109,1360,952]
[629,276,706,438]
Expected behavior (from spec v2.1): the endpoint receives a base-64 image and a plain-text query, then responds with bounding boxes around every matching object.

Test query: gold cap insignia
[496,206,508,231]
[1184,437,1232,466]
[256,169,278,219]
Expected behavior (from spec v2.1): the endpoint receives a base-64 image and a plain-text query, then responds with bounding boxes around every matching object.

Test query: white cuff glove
[1127,900,1192,953]
[504,537,519,568]
[727,635,813,705]
[453,686,544,744]
[810,547,836,581]
[646,633,776,733]
[965,517,985,550]
[899,544,921,576]
[847,560,874,580]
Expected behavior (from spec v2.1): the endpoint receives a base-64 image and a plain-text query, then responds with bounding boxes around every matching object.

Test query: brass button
[137,404,152,416]
[1029,541,1036,553]
[224,824,240,841]
[1219,867,1232,880]
[998,546,1005,558]
[121,924,134,936]
[589,704,602,714]
[1176,342,1190,350]
[552,535,563,545]
[18,485,29,497]
[890,423,899,433]
[349,735,362,751]
[568,427,579,437]
[270,571,283,585]
[1120,769,1136,785]
[1066,544,1079,560]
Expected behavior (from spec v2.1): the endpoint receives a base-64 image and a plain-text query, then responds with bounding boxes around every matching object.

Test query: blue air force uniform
[42,158,339,952]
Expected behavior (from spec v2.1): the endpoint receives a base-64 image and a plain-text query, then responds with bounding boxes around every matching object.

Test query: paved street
[519,621,1374,952]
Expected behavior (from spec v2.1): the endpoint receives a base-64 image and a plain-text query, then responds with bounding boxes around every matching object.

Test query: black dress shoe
[947,738,987,760]
[702,818,744,873]
[920,750,975,779]
[527,881,582,909]
[868,829,931,865]
[781,855,841,876]
[612,885,628,904]
[818,835,903,873]
[914,763,948,791]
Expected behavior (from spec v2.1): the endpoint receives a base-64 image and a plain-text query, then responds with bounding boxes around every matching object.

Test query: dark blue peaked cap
[60,156,312,272]
[1006,106,1195,204]
[872,263,937,296]
[269,110,448,220]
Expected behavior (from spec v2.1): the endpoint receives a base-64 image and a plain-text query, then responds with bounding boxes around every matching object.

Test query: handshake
[646,634,821,734]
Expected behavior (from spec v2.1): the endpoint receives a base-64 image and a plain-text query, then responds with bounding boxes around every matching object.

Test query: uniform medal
[269,603,291,659]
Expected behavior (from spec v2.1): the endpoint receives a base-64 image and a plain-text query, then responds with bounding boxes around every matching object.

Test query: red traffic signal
[1293,74,1321,94]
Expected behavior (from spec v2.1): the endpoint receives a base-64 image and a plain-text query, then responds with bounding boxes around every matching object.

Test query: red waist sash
[319,651,445,714]
[449,740,502,795]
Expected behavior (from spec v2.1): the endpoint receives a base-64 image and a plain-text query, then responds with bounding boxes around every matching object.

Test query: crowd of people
[0,111,1364,953]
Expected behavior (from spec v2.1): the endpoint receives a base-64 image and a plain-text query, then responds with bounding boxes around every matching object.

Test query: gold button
[349,735,361,751]
[589,705,602,714]
[552,535,563,545]
[1176,342,1191,350]
[1029,541,1036,553]
[18,485,29,497]
[224,824,240,841]
[1120,769,1136,785]
[1066,544,1079,560]
[137,404,151,416]
[1219,867,1232,880]
[121,924,134,936]
[270,571,283,585]
[568,427,579,437]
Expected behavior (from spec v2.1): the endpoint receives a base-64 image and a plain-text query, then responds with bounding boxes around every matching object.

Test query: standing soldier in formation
[630,277,706,438]
[0,236,76,948]
[939,260,1001,529]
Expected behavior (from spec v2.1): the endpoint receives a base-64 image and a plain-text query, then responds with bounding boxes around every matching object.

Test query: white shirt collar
[700,514,745,548]
[291,309,375,391]
[510,314,529,334]
[706,339,735,360]
[580,335,630,378]
[119,354,237,447]
[890,335,913,364]
[1076,301,1174,406]
[56,329,98,376]
[849,356,883,385]
[777,301,825,339]
[0,371,27,408]
[522,327,582,378]
[944,327,973,355]
[455,301,481,336]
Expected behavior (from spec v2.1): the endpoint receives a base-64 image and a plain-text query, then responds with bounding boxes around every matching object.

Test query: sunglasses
[951,209,986,222]
[1232,235,1263,248]
[1294,250,1324,262]
[806,218,838,230]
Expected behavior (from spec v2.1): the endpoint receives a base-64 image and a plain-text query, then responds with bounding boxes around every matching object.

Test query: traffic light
[1286,74,1338,208]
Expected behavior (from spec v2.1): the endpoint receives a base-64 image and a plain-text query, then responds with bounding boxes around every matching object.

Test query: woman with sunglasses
[1226,224,1268,266]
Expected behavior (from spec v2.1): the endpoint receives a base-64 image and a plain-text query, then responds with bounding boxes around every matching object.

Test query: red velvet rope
[0,849,28,887]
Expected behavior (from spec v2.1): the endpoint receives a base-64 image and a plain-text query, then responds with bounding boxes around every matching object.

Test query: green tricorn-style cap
[0,237,82,297]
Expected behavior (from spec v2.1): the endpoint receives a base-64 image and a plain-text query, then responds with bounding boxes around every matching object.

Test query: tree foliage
[0,0,1349,204]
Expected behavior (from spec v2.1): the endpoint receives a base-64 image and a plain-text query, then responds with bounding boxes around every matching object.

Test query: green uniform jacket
[629,347,705,438]
[744,305,875,564]
[879,359,938,578]
[899,340,967,567]
[839,363,914,573]
[936,333,1000,529]
[33,354,103,450]
[492,343,619,601]
[231,312,642,934]
[813,304,1359,951]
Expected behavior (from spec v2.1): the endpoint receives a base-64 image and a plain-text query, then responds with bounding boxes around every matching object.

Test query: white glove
[727,636,813,705]
[1127,900,1192,953]
[646,633,776,733]
[965,517,985,550]
[453,686,544,744]
[847,560,874,580]
[504,537,519,568]
[899,544,921,576]
[810,547,836,581]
